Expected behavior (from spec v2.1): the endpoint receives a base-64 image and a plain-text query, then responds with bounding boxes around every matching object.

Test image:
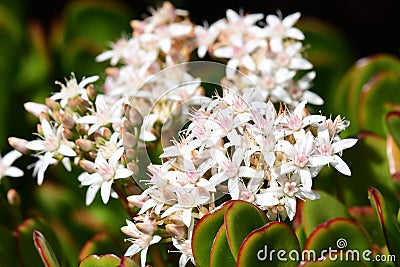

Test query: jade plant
[0,1,399,267]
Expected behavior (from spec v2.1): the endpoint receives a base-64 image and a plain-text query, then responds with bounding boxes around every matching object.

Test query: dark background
[28,0,400,59]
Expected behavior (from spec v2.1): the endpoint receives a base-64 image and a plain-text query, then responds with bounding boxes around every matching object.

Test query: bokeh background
[0,0,399,265]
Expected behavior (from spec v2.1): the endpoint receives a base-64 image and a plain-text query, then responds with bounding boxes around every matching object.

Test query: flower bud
[8,137,30,154]
[61,114,75,129]
[165,224,186,239]
[123,132,138,148]
[128,107,143,127]
[127,162,139,176]
[136,222,156,235]
[170,214,184,226]
[125,148,136,162]
[62,128,74,140]
[86,84,97,101]
[103,128,112,139]
[127,194,149,208]
[7,188,21,206]
[24,102,49,118]
[79,159,96,173]
[76,139,94,152]
[75,97,90,114]
[45,98,60,110]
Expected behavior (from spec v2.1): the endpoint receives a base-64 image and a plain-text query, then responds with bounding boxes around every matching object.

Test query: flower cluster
[3,2,358,267]
[123,87,356,265]
[9,74,141,205]
[195,9,323,107]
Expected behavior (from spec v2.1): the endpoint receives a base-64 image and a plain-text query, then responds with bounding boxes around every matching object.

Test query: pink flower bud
[45,98,60,110]
[79,159,96,173]
[127,194,149,208]
[61,114,75,129]
[7,188,21,206]
[76,139,94,152]
[24,102,49,118]
[165,224,186,239]
[136,222,156,235]
[8,137,29,154]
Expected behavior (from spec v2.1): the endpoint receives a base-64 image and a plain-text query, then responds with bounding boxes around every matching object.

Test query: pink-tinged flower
[122,219,162,267]
[95,37,130,65]
[26,119,76,185]
[51,73,99,108]
[172,237,195,267]
[79,147,133,205]
[278,100,325,138]
[286,71,324,106]
[0,150,24,181]
[217,9,264,36]
[316,127,357,176]
[270,40,312,70]
[264,12,304,48]
[276,131,330,191]
[209,147,263,200]
[194,24,219,58]
[213,34,261,78]
[23,102,49,118]
[77,95,125,135]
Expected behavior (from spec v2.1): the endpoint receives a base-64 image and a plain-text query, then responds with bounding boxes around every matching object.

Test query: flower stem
[112,183,136,219]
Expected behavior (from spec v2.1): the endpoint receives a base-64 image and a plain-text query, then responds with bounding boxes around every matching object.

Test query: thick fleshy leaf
[209,224,236,267]
[339,132,397,207]
[79,254,139,267]
[341,54,400,136]
[303,190,350,237]
[15,218,64,267]
[358,72,400,137]
[386,111,400,147]
[225,200,268,260]
[386,134,400,182]
[33,230,61,267]
[192,200,234,267]
[304,218,371,260]
[78,233,122,262]
[348,206,385,247]
[368,187,400,261]
[237,222,300,267]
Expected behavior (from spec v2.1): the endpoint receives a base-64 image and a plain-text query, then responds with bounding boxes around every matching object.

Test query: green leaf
[225,200,268,260]
[386,111,400,147]
[15,218,64,267]
[368,187,400,261]
[303,190,350,236]
[348,206,385,247]
[358,72,400,137]
[192,200,234,267]
[209,224,236,267]
[335,54,400,136]
[339,133,397,206]
[386,134,400,182]
[237,222,300,267]
[78,233,122,262]
[304,218,371,262]
[79,254,121,267]
[33,230,61,267]
[0,225,17,267]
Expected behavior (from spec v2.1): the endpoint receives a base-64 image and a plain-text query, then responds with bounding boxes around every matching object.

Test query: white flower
[26,119,76,185]
[194,24,219,58]
[77,95,125,135]
[0,150,24,181]
[316,127,357,176]
[122,219,162,267]
[276,131,330,191]
[51,73,99,107]
[264,12,304,48]
[172,238,195,267]
[270,40,312,70]
[79,147,132,205]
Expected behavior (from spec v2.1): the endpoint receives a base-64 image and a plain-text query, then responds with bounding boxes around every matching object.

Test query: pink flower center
[287,114,302,131]
[294,151,308,168]
[97,163,114,180]
[44,136,59,152]
[283,181,299,197]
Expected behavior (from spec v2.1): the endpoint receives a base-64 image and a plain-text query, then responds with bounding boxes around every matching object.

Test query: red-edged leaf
[209,224,236,267]
[33,230,61,267]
